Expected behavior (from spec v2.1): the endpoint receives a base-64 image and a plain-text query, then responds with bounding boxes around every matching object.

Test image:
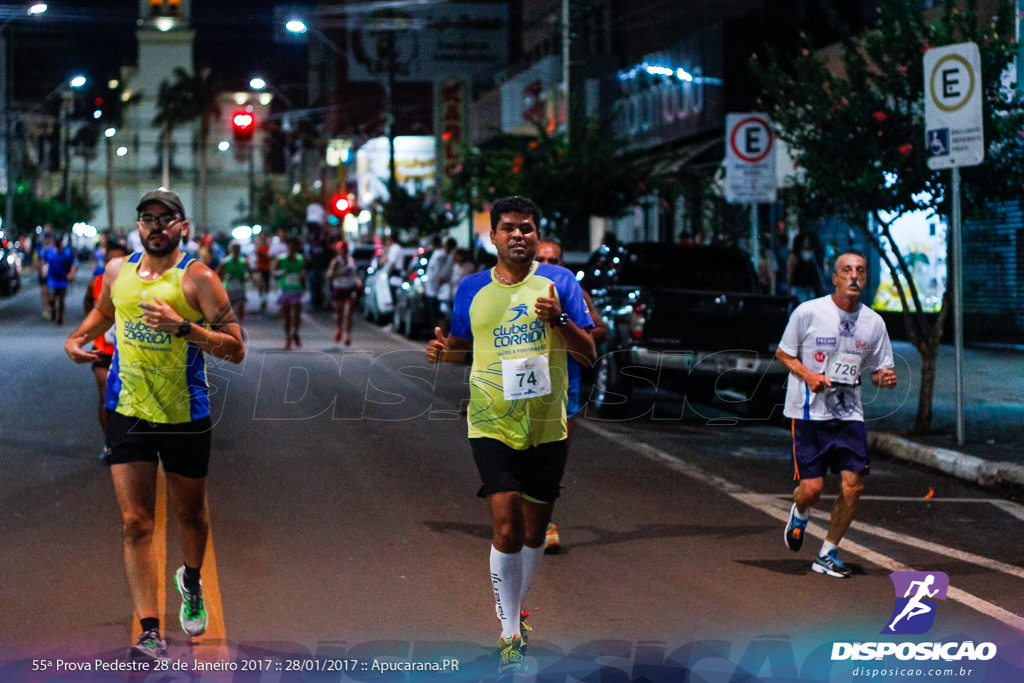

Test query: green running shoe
[131,628,168,661]
[497,634,525,679]
[174,566,208,636]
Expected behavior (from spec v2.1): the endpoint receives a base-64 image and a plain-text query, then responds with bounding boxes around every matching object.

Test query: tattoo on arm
[210,302,238,330]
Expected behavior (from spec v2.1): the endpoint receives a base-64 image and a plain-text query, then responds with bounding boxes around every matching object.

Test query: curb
[869,431,1024,488]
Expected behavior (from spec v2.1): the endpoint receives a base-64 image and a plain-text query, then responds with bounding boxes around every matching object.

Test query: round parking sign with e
[730,116,773,163]
[929,53,975,113]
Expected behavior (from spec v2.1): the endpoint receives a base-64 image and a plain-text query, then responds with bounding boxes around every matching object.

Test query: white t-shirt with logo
[778,295,894,422]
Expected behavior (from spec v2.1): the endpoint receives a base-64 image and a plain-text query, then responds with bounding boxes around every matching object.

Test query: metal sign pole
[951,166,965,446]
[924,42,982,447]
[750,203,759,271]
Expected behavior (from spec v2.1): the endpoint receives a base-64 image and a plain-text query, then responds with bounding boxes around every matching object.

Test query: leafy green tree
[448,121,659,247]
[255,182,319,232]
[755,0,1024,434]
[381,186,464,239]
[0,181,90,231]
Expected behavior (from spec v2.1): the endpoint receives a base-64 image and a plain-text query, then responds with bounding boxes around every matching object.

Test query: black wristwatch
[175,320,192,338]
[554,313,569,327]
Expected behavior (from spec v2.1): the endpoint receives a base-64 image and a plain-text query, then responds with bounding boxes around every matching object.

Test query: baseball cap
[136,188,185,218]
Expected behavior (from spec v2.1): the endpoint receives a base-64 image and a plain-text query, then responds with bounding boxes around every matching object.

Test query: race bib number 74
[501,354,552,401]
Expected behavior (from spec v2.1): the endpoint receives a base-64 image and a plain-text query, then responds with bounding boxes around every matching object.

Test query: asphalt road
[1,279,1023,682]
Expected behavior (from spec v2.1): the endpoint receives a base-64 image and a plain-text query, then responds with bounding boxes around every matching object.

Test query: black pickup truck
[580,242,796,419]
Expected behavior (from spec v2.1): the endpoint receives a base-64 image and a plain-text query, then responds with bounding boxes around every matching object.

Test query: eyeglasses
[137,213,180,227]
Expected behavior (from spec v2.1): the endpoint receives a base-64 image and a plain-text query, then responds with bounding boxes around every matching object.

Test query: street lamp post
[286,15,405,202]
[104,126,115,232]
[250,76,300,194]
[60,76,85,206]
[0,3,47,236]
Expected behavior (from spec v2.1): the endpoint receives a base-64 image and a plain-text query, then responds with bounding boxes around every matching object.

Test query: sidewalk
[865,341,1024,489]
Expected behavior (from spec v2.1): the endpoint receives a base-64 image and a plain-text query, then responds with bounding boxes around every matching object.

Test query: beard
[143,231,181,257]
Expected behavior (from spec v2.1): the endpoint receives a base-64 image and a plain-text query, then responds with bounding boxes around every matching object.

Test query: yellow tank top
[106,252,208,423]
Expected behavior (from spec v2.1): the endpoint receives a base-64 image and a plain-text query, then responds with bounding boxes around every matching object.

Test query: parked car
[0,243,22,296]
[393,250,435,339]
[350,243,377,281]
[361,246,421,324]
[581,242,796,419]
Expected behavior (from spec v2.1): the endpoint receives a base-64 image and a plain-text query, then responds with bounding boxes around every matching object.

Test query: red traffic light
[330,193,356,217]
[232,111,255,141]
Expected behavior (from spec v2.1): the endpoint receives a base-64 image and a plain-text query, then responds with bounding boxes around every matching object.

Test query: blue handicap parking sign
[927,128,950,157]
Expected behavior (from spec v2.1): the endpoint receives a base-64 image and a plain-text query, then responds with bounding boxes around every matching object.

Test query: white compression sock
[519,544,545,605]
[490,546,523,638]
[794,504,809,521]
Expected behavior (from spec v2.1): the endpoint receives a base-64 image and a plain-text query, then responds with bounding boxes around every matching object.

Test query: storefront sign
[500,55,562,134]
[437,79,467,179]
[610,25,723,150]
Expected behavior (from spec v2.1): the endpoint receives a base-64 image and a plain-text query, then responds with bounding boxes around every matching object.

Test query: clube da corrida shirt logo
[123,314,173,346]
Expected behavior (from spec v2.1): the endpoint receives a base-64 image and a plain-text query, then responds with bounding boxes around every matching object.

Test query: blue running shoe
[813,549,851,578]
[784,503,807,552]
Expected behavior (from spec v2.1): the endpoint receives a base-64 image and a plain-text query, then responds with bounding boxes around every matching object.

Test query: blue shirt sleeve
[450,270,488,341]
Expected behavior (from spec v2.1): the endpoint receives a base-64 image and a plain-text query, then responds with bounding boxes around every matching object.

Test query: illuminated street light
[285,19,307,34]
[218,141,230,151]
[104,127,115,138]
[28,4,46,14]
[116,147,127,157]
[69,75,86,88]
[249,77,266,90]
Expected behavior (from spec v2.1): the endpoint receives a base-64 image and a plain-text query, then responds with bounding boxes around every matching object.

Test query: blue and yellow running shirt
[106,252,209,424]
[450,262,593,449]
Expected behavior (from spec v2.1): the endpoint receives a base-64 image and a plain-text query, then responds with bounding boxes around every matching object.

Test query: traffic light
[331,194,351,215]
[232,111,255,142]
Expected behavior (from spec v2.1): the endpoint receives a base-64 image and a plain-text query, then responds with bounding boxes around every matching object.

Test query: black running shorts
[105,410,213,478]
[470,437,568,503]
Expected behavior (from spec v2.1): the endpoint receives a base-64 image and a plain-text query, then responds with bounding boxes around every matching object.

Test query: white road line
[743,493,1024,581]
[768,494,1005,503]
[991,500,1024,523]
[582,421,1024,633]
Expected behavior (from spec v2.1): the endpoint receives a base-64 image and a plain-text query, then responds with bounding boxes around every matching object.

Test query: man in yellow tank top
[64,189,245,661]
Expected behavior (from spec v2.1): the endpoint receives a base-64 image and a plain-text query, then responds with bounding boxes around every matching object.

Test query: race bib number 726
[826,352,862,386]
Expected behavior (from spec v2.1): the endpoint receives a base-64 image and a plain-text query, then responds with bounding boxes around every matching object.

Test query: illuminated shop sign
[611,25,723,150]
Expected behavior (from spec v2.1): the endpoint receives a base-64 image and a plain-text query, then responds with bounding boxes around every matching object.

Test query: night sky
[10,0,307,104]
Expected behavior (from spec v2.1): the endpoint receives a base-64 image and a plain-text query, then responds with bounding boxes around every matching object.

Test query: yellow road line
[190,493,229,663]
[131,465,167,644]
[127,466,229,661]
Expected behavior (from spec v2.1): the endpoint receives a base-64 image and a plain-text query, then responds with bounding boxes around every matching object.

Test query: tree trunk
[161,132,171,188]
[914,343,938,435]
[106,136,115,231]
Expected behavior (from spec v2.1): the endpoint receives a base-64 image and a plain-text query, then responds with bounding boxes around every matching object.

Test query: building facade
[67,0,272,236]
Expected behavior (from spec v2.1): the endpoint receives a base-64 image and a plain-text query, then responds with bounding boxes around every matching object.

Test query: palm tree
[152,76,189,189]
[153,67,223,230]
